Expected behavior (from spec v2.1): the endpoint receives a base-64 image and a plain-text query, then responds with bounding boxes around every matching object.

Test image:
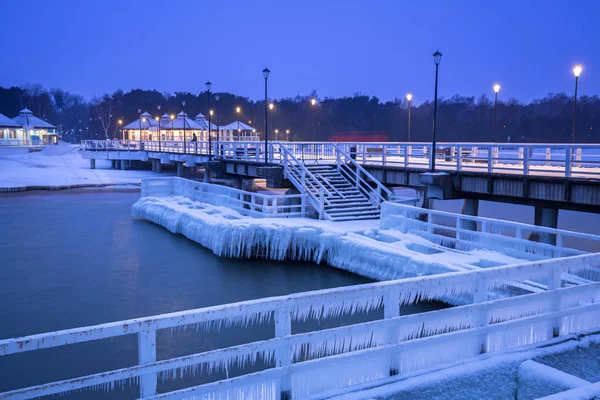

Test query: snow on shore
[0,145,157,190]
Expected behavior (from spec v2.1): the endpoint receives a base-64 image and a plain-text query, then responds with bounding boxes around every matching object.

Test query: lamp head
[311,98,317,106]
[263,67,270,79]
[269,103,274,110]
[406,93,412,102]
[236,107,241,113]
[433,50,442,65]
[209,110,214,116]
[215,95,220,101]
[205,81,212,91]
[573,65,583,77]
[170,114,175,120]
[493,84,501,93]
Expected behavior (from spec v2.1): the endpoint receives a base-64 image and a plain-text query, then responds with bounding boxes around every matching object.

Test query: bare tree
[93,95,116,139]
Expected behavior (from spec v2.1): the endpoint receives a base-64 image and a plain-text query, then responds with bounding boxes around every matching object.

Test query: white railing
[0,139,47,147]
[142,177,309,218]
[2,253,599,399]
[381,202,600,257]
[280,145,333,219]
[339,142,600,179]
[334,143,392,208]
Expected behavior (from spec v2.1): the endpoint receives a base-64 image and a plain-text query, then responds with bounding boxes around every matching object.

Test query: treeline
[0,84,598,143]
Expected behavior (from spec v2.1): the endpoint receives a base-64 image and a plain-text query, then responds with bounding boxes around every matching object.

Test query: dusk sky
[0,0,597,103]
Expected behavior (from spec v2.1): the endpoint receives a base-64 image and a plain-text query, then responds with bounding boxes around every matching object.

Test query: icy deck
[132,194,527,282]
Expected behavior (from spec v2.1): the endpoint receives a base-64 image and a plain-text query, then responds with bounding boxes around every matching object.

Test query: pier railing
[141,177,309,218]
[381,202,600,257]
[1,253,599,399]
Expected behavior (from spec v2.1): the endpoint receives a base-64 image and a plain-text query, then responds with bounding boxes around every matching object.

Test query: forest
[0,84,597,143]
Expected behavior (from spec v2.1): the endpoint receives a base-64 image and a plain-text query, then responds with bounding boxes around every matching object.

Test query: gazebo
[220,121,258,141]
[11,108,57,145]
[159,111,204,141]
[123,111,157,141]
[0,113,22,146]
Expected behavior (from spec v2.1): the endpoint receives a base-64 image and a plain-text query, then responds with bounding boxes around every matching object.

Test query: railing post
[319,187,325,219]
[487,148,493,174]
[138,329,157,397]
[384,289,401,376]
[545,147,552,166]
[382,145,387,167]
[457,146,462,171]
[547,268,562,338]
[473,278,488,354]
[523,146,530,176]
[301,194,307,217]
[565,147,573,178]
[275,308,292,400]
[404,145,409,169]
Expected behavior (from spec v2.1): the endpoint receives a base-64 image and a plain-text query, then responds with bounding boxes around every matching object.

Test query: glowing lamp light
[406,93,412,102]
[209,110,214,116]
[118,119,122,125]
[573,65,583,77]
[236,107,241,113]
[310,98,317,106]
[493,84,501,93]
[142,117,146,123]
[269,103,274,110]
[170,114,175,120]
[155,117,159,121]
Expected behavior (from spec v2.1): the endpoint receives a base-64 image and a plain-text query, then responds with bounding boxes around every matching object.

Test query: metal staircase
[280,143,392,221]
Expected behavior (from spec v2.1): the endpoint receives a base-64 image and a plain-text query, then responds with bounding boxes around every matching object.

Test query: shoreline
[0,183,142,194]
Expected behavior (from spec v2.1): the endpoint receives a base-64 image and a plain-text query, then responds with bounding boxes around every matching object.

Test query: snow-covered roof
[12,108,56,129]
[123,111,158,130]
[221,121,255,131]
[195,113,218,130]
[0,113,21,128]
[160,111,202,130]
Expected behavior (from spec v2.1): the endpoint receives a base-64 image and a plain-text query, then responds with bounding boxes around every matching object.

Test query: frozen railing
[381,202,600,257]
[1,253,599,399]
[141,177,309,218]
[338,142,600,179]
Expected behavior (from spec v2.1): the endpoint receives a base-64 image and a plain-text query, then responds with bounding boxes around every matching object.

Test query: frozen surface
[0,145,157,189]
[132,194,527,282]
[517,360,589,400]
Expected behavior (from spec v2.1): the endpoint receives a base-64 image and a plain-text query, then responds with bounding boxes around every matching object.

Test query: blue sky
[0,0,597,102]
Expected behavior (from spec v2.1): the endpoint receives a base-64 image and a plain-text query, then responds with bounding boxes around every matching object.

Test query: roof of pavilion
[194,113,218,130]
[0,113,21,128]
[160,111,202,130]
[123,111,158,130]
[221,121,255,131]
[11,108,56,129]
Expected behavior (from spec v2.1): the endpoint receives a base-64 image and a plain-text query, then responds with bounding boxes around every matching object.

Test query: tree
[92,94,116,139]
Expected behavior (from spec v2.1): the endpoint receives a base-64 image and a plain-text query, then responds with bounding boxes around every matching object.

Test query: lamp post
[286,129,290,141]
[493,84,500,141]
[182,101,186,154]
[215,95,220,155]
[431,50,442,171]
[263,67,270,164]
[406,93,412,142]
[206,81,212,159]
[236,107,241,140]
[118,119,123,140]
[310,98,317,141]
[572,65,582,143]
[269,103,274,140]
[138,108,142,150]
[157,105,162,151]
[275,129,279,141]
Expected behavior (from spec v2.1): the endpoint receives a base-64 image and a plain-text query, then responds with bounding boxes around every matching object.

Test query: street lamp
[215,95,220,155]
[431,50,442,171]
[263,67,270,164]
[236,107,241,139]
[138,108,142,149]
[285,129,290,141]
[493,84,500,141]
[406,93,412,142]
[275,129,279,141]
[118,119,123,140]
[206,81,212,158]
[157,105,162,151]
[572,65,582,143]
[182,100,186,154]
[310,98,317,141]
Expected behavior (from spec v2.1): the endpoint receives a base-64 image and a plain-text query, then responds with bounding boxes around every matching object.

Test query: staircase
[285,163,381,221]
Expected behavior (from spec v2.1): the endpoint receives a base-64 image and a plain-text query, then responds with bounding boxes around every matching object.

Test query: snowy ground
[0,145,158,190]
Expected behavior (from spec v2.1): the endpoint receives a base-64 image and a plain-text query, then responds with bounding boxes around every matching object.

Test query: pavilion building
[0,113,22,146]
[123,112,157,141]
[159,112,204,141]
[220,121,258,141]
[10,108,58,145]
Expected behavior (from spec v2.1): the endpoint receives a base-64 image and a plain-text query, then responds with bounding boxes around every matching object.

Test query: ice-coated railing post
[382,145,387,167]
[473,278,489,354]
[138,329,157,397]
[272,197,278,216]
[575,147,582,168]
[545,147,552,166]
[275,308,292,400]
[547,268,562,338]
[456,215,462,241]
[518,147,524,166]
[404,145,409,168]
[565,148,573,178]
[301,194,307,217]
[457,146,462,171]
[487,148,493,174]
[384,289,401,376]
[319,187,325,220]
[523,146,530,176]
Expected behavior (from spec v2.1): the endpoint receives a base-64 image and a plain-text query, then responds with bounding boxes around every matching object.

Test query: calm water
[0,191,378,397]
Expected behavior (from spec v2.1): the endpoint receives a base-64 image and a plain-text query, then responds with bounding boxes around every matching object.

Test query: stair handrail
[332,143,392,207]
[279,144,333,219]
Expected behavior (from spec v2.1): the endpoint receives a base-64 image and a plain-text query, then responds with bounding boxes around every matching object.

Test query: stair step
[329,214,381,222]
[325,202,374,209]
[327,206,379,214]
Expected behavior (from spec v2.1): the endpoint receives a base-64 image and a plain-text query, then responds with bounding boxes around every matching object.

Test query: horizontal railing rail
[2,253,599,399]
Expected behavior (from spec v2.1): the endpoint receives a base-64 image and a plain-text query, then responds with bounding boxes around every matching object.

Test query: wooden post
[138,329,157,397]
[384,289,401,376]
[275,308,292,400]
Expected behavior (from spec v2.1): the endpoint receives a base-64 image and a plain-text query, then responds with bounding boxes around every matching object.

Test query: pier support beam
[120,160,127,170]
[534,206,558,245]
[461,198,479,231]
[176,162,183,177]
[90,159,95,169]
[156,161,161,173]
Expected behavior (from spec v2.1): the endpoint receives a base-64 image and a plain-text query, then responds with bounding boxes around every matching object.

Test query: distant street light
[493,84,500,141]
[263,67,270,165]
[310,98,317,141]
[157,105,162,151]
[118,119,123,140]
[431,50,442,171]
[206,81,212,159]
[182,101,186,154]
[406,93,412,142]
[285,129,290,141]
[572,65,582,143]
[269,103,274,110]
[215,95,220,155]
[138,108,142,149]
[236,107,241,139]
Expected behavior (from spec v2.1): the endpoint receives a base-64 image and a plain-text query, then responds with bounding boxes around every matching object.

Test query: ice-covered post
[319,186,325,219]
[275,308,292,400]
[523,146,530,176]
[547,267,562,338]
[473,278,489,354]
[138,329,157,397]
[565,147,573,178]
[457,146,462,171]
[384,288,401,376]
[487,148,493,174]
[301,194,307,217]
